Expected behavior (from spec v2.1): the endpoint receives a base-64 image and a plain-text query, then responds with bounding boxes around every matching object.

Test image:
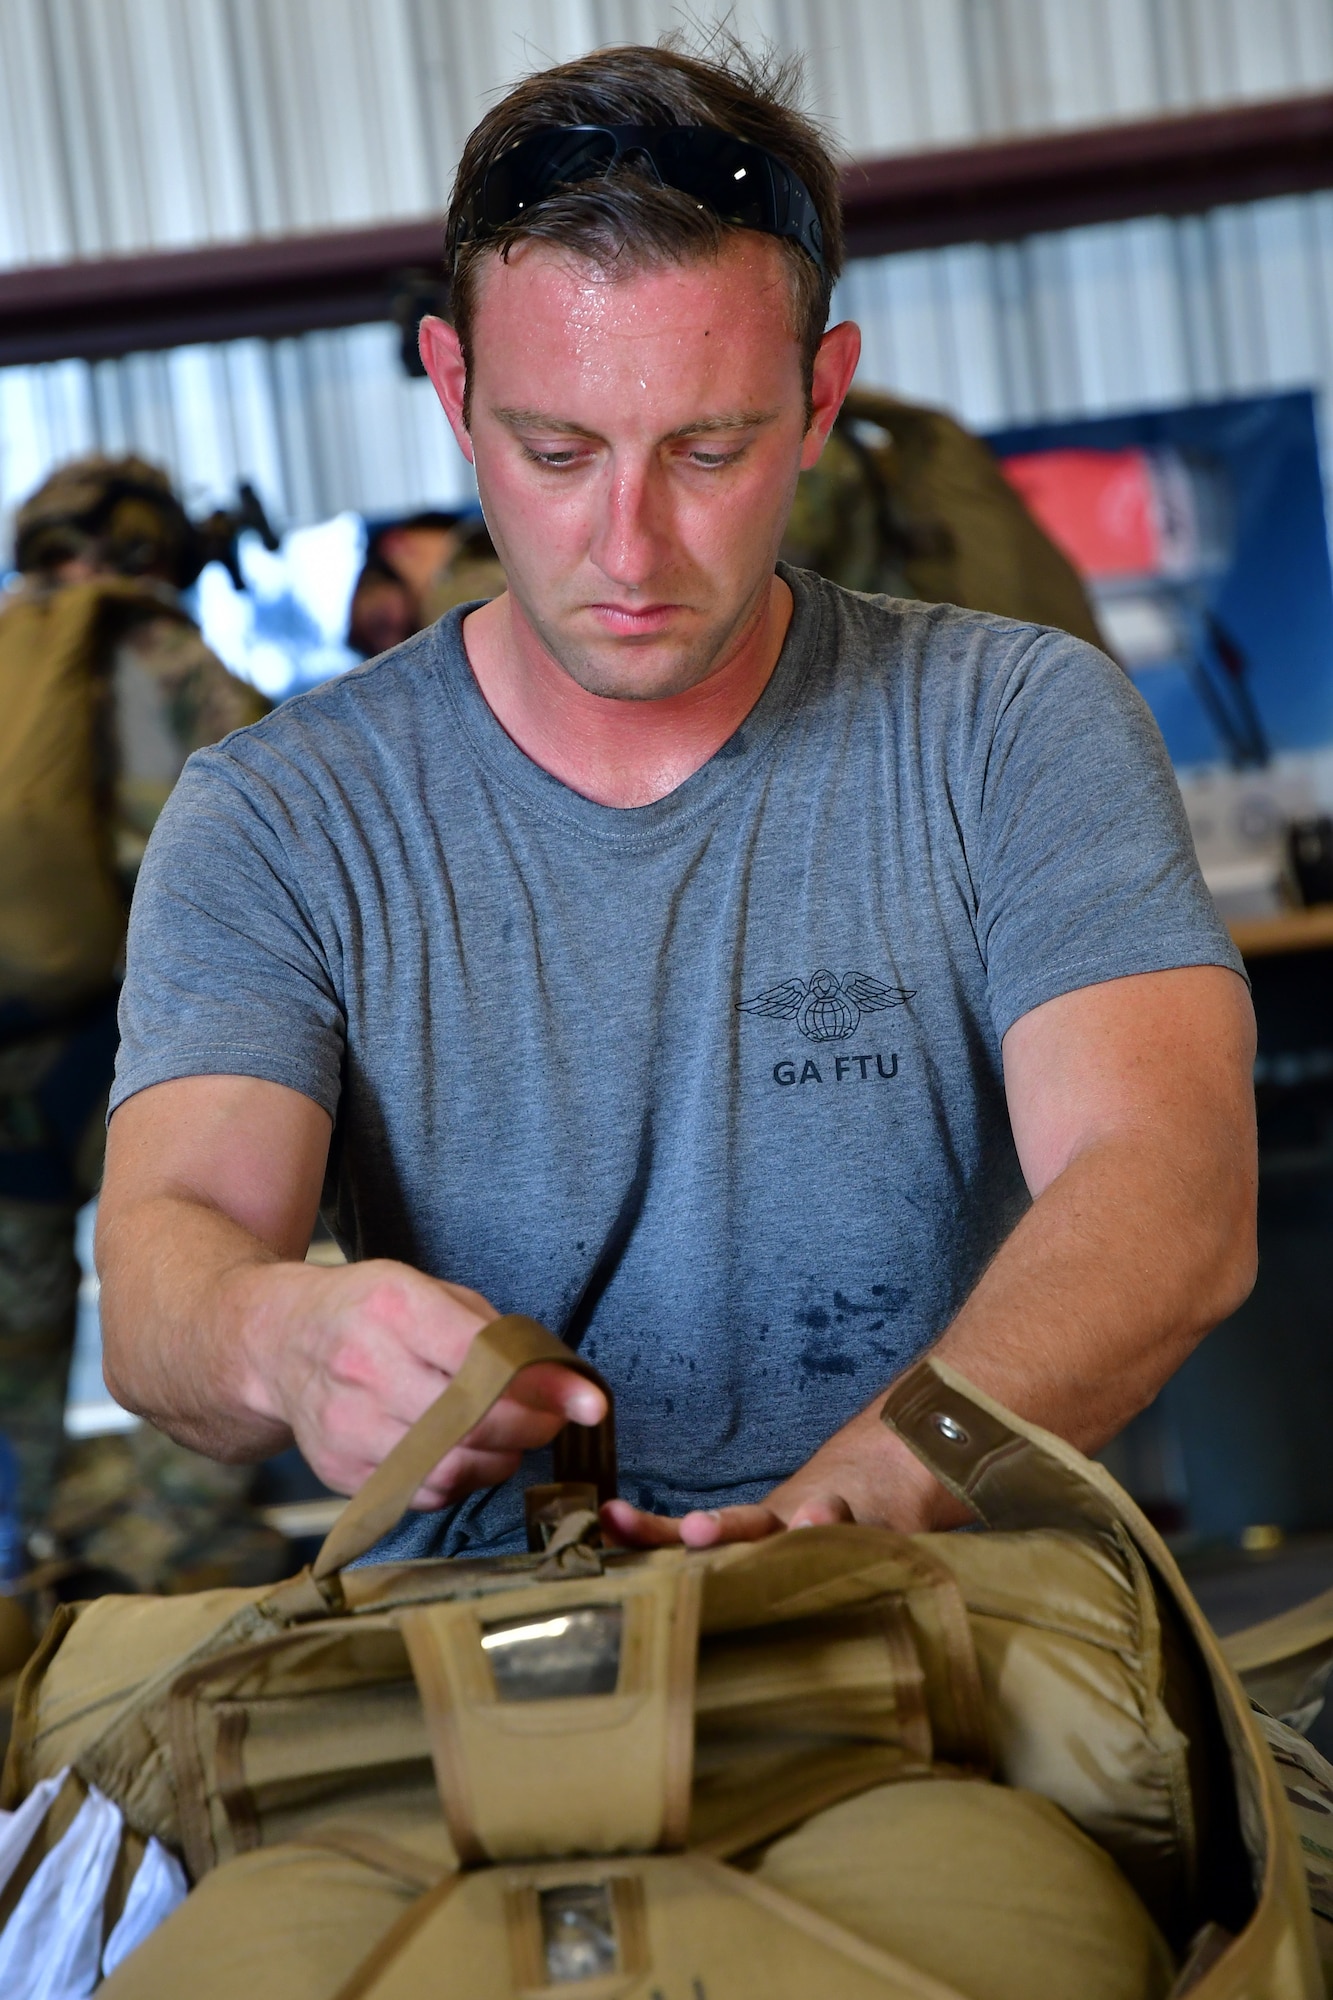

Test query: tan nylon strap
[881,1354,1126,1539]
[298,1824,452,1893]
[881,1352,1328,1984]
[312,1314,613,1581]
[400,1561,702,1866]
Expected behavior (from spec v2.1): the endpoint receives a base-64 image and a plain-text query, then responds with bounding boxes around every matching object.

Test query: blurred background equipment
[0,452,269,1556]
[1289,817,1333,909]
[782,386,1103,641]
[346,509,505,657]
[990,393,1333,923]
[13,455,279,594]
[1002,439,1271,766]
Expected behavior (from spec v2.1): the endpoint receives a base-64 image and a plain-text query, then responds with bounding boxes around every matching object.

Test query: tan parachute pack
[0,577,173,1010]
[1,1322,1321,1998]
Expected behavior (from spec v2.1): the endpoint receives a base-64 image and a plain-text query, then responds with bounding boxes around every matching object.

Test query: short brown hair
[444,38,843,415]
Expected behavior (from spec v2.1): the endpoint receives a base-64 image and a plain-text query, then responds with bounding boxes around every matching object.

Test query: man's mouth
[586,601,682,636]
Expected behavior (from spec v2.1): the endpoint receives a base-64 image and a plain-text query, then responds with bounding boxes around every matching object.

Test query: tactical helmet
[14,454,198,586]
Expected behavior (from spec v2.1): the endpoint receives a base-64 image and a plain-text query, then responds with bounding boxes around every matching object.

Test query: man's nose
[588,458,669,589]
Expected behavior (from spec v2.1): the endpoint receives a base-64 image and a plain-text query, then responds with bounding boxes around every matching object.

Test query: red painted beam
[2,92,1332,366]
[840,90,1333,257]
[0,217,445,365]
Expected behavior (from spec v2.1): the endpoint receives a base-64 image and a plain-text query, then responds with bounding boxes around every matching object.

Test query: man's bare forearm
[97,1075,335,1456]
[98,1190,297,1460]
[97,1080,602,1502]
[766,1123,1257,1536]
[931,1128,1255,1451]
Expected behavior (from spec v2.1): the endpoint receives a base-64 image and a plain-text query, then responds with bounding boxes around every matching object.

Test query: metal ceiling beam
[840,89,1333,258]
[3,91,1332,368]
[0,218,444,366]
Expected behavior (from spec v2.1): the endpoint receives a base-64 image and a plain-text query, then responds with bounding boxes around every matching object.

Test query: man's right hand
[97,1074,605,1509]
[233,1256,606,1508]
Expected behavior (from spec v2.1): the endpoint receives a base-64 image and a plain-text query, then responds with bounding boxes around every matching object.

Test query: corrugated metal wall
[3,0,1333,533]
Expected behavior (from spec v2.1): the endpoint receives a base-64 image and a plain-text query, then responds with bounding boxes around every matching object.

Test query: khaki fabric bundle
[3,1322,1322,1997]
[780,386,1105,647]
[99,1779,1172,2000]
[0,581,140,1009]
[1224,1594,1333,1993]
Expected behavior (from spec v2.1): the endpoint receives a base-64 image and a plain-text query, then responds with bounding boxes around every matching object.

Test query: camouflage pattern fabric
[0,993,117,1534]
[110,608,267,883]
[46,1425,293,1596]
[1252,1708,1333,1994]
[14,453,194,582]
[782,421,913,598]
[0,1198,80,1539]
[782,386,1105,648]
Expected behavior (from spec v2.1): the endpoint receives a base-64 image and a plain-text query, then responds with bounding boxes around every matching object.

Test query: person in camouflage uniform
[0,455,268,1540]
[781,384,1104,646]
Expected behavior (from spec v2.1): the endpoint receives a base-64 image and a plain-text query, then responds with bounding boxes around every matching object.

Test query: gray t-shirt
[113,566,1241,1557]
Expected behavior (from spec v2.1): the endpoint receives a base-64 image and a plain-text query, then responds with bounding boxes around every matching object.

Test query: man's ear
[418,316,474,465]
[800,320,862,471]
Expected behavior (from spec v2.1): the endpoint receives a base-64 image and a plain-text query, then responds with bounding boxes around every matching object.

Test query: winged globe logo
[737,969,914,1044]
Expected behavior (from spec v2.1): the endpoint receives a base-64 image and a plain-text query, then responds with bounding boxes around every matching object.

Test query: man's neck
[460,575,793,808]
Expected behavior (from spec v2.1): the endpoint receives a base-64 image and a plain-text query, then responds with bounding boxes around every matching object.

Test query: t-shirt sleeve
[111,744,345,1119]
[968,626,1245,1042]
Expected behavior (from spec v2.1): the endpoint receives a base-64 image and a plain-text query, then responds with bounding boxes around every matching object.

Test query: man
[0,455,267,1536]
[97,42,1256,1561]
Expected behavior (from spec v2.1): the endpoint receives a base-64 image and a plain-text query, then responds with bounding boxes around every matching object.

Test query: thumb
[560,1377,608,1426]
[785,1492,855,1528]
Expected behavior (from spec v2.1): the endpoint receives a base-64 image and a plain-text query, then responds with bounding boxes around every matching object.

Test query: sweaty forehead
[467,235,801,369]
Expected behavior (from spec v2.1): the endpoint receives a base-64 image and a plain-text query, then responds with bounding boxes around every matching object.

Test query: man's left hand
[599,1406,962,1548]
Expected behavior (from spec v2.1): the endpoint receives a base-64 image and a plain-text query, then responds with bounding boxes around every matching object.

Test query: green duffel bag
[2,1322,1321,1997]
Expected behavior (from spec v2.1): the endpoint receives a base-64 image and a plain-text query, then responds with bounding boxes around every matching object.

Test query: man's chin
[568,662,713,702]
[544,627,722,702]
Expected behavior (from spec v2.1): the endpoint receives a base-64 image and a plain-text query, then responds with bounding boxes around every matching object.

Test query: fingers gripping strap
[312,1315,613,1580]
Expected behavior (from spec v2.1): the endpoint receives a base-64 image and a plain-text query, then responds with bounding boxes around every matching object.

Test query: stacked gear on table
[0,456,271,1545]
[0,1327,1323,1998]
[782,385,1106,646]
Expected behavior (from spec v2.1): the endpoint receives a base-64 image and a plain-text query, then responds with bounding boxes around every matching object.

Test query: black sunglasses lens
[481,130,619,226]
[650,130,773,227]
[469,124,821,270]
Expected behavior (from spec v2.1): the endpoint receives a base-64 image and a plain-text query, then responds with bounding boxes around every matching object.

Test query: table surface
[1228,906,1333,957]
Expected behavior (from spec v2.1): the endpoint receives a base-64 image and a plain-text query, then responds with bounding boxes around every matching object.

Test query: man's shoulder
[790,565,1102,708]
[198,616,462,781]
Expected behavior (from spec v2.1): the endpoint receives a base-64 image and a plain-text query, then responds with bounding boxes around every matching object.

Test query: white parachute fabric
[101,1835,187,1977]
[0,1772,68,1900]
[0,1779,121,1998]
[0,1770,187,1997]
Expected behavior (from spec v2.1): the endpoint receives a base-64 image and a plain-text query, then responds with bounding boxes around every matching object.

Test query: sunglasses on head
[457,124,826,274]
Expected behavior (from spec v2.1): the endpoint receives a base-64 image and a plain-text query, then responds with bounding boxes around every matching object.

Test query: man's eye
[521,445,587,468]
[686,448,744,470]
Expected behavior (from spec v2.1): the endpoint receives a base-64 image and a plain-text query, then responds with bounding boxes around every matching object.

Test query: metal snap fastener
[932,1412,968,1445]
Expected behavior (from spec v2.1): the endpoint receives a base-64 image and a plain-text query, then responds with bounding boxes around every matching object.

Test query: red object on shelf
[1000,447,1161,579]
